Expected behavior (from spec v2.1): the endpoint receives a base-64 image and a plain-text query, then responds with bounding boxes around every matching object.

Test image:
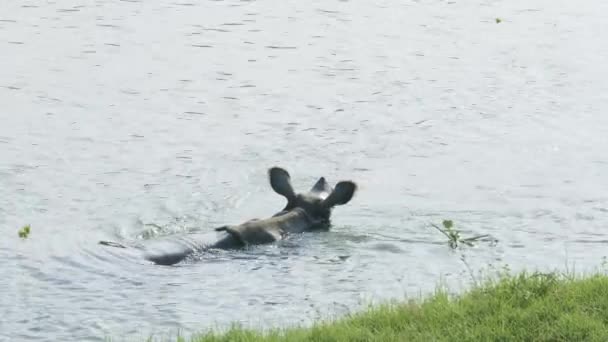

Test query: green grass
[163,272,608,342]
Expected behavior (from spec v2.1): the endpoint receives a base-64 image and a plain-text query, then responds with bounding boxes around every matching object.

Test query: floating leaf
[18,225,31,239]
[442,220,453,229]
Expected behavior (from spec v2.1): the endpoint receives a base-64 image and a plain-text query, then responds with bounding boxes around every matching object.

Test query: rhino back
[233,221,283,244]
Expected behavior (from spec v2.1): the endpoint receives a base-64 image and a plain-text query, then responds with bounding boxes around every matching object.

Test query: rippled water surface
[2,0,608,340]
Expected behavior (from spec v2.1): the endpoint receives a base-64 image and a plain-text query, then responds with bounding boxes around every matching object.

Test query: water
[1,0,608,340]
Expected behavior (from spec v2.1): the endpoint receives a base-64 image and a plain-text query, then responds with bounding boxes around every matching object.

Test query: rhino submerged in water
[107,167,357,265]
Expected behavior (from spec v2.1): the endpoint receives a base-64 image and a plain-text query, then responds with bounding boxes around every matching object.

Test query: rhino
[102,167,357,265]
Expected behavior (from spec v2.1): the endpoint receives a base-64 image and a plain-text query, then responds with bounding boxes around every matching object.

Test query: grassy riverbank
[166,272,608,342]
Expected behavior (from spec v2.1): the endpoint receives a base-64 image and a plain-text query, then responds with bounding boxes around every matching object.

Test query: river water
[1,0,608,341]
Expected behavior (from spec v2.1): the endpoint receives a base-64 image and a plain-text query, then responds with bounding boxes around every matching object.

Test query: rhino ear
[269,167,296,201]
[322,181,356,208]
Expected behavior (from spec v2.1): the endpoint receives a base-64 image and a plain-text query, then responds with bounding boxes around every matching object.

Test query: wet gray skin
[144,167,356,265]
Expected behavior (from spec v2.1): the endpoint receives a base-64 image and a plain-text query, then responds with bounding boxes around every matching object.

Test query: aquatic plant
[18,225,31,239]
[429,220,491,249]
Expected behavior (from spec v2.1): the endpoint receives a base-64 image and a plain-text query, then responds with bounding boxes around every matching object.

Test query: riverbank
[165,271,608,341]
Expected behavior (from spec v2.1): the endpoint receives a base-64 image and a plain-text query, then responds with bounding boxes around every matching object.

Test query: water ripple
[2,0,608,340]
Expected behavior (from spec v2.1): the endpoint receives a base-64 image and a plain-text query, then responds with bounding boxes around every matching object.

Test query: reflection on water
[2,0,608,340]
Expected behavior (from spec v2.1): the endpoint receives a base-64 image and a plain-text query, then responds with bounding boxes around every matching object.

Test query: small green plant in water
[496,17,502,23]
[442,220,460,248]
[18,225,31,239]
[430,220,492,249]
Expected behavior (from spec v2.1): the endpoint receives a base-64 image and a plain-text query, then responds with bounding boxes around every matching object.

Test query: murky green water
[2,0,608,340]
